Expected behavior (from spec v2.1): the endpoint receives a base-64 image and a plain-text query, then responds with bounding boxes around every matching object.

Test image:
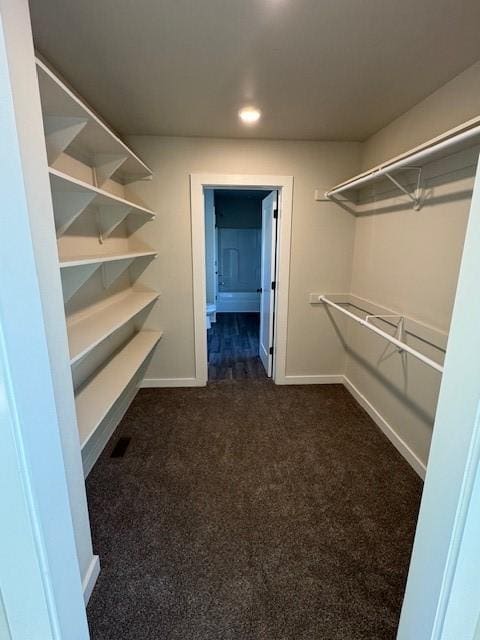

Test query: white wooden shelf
[76,330,162,449]
[68,289,160,365]
[36,58,152,184]
[59,248,157,269]
[59,248,157,301]
[38,57,161,476]
[49,167,155,237]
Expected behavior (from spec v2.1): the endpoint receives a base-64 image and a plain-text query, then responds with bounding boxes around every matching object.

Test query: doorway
[204,189,278,380]
[190,174,293,386]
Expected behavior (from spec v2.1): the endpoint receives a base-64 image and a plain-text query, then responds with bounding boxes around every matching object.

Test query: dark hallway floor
[208,312,266,380]
[86,381,422,639]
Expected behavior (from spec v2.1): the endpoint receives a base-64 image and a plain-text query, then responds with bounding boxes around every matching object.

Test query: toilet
[206,303,216,330]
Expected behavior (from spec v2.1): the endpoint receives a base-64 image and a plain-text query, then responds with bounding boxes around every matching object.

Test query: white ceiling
[29,0,480,141]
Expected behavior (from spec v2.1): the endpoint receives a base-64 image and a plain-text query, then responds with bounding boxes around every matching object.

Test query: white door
[259,191,278,376]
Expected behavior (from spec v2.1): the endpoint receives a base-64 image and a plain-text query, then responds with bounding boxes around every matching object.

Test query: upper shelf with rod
[324,115,480,209]
[36,57,153,185]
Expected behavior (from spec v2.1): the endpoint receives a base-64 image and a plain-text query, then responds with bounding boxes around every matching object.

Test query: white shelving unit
[36,59,161,475]
[76,331,162,448]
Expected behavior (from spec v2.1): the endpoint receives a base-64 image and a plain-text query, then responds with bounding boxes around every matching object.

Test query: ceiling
[29,0,480,141]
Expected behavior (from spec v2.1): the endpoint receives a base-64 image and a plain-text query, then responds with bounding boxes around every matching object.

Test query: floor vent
[110,437,131,458]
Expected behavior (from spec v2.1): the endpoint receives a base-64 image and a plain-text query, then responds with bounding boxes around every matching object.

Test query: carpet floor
[86,381,422,639]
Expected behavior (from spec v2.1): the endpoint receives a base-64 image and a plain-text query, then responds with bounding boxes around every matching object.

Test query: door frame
[190,174,293,385]
[259,190,278,376]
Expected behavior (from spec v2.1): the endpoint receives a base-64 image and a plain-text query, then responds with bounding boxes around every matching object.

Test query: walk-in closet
[3,1,480,639]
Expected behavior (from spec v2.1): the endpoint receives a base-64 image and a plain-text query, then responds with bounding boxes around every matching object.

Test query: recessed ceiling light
[239,107,261,124]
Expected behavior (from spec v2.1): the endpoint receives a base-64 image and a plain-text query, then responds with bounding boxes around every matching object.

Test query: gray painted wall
[215,191,263,228]
[126,137,360,382]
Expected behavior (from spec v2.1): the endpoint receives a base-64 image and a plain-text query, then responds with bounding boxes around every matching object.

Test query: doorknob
[257,288,262,293]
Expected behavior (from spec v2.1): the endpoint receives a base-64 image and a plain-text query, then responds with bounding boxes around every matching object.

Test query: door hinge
[273,207,278,219]
[271,281,276,291]
[269,346,274,355]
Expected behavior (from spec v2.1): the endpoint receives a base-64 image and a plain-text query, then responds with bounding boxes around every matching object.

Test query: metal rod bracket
[384,167,423,210]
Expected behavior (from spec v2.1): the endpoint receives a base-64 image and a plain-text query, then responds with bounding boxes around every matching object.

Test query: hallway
[86,382,421,639]
[208,313,266,380]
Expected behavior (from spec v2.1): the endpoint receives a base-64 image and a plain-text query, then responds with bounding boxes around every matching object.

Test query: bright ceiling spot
[239,107,261,125]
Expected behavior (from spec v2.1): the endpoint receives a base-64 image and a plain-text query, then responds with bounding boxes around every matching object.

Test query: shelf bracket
[92,154,128,187]
[384,167,423,210]
[43,116,88,165]
[101,253,157,288]
[61,263,101,302]
[101,258,135,289]
[127,211,155,235]
[122,173,153,185]
[366,314,406,353]
[96,205,132,244]
[53,189,97,237]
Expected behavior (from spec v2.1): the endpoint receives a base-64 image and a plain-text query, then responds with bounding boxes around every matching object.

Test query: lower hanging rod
[320,296,444,373]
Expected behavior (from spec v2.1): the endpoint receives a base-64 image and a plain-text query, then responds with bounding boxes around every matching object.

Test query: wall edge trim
[82,555,100,605]
[279,374,344,385]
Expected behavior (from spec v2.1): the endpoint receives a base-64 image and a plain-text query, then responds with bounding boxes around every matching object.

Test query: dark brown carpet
[208,313,266,380]
[86,381,422,639]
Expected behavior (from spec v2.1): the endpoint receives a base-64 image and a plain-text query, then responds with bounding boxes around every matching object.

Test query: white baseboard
[279,374,345,385]
[342,376,426,479]
[141,377,203,388]
[82,554,100,604]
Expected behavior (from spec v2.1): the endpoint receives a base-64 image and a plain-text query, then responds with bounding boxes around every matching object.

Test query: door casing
[259,190,278,376]
[190,174,293,385]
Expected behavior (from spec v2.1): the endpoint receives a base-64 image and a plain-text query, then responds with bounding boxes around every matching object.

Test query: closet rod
[320,296,444,373]
[325,121,480,198]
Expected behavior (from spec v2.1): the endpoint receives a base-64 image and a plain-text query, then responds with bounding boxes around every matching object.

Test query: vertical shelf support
[61,264,101,302]
[93,154,128,187]
[101,258,135,289]
[101,254,157,289]
[44,115,88,164]
[96,205,132,244]
[52,189,97,237]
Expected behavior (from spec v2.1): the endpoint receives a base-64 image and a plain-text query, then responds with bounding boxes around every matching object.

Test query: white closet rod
[320,296,444,373]
[325,122,480,198]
